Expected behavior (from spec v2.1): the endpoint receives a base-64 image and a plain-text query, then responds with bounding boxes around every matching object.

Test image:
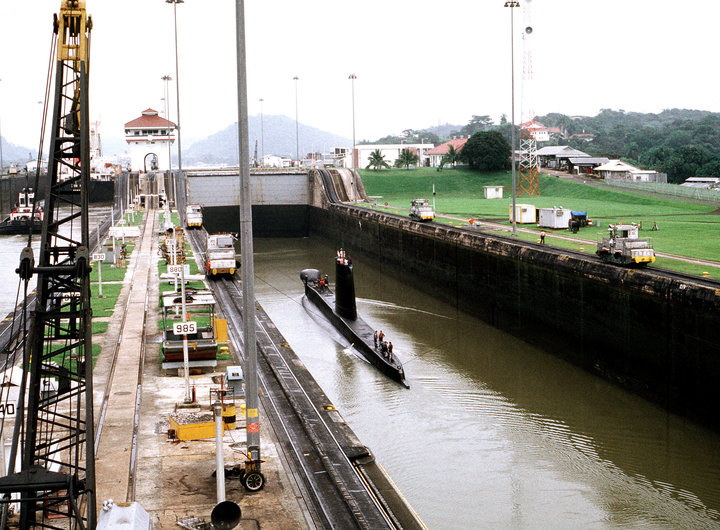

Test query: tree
[461,131,511,170]
[394,148,420,169]
[440,145,461,169]
[365,149,391,171]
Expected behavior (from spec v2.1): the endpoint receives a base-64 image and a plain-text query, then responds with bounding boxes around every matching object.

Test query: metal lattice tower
[518,0,539,197]
[0,2,96,529]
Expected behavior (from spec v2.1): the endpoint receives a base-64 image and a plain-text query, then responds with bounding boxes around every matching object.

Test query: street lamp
[293,76,299,166]
[161,75,174,203]
[0,79,4,175]
[259,98,264,163]
[349,74,357,202]
[505,0,519,237]
[166,0,184,215]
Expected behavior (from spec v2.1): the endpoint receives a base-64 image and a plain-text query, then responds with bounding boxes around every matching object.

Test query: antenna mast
[518,0,540,196]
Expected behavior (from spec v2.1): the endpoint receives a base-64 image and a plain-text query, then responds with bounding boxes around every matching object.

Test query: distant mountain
[184,114,352,166]
[0,137,37,167]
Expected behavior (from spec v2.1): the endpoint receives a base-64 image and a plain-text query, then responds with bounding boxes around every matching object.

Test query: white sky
[1,0,719,149]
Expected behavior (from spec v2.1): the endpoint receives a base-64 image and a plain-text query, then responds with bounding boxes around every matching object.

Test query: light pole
[293,76,299,166]
[166,0,184,213]
[349,74,357,202]
[259,98,264,163]
[505,0,519,237]
[161,75,174,203]
[235,0,261,474]
[0,79,3,174]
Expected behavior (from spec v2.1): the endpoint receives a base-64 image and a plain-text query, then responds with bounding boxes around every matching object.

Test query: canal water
[252,236,720,530]
[0,204,113,317]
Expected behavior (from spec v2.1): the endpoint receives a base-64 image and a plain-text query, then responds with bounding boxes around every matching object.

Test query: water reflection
[252,237,720,530]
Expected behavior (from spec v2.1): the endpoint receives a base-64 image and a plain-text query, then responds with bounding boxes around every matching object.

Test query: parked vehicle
[205,233,237,277]
[185,204,203,228]
[409,198,434,222]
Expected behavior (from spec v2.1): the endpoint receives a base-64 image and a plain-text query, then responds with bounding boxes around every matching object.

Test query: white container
[509,204,536,224]
[538,207,571,229]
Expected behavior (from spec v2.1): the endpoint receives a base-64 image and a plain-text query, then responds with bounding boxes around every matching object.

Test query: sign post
[92,253,106,297]
[169,262,191,402]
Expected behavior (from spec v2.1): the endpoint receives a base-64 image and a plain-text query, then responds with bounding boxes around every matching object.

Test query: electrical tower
[0,1,96,529]
[518,0,540,197]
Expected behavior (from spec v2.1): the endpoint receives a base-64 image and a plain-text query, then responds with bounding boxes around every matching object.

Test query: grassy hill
[358,167,720,275]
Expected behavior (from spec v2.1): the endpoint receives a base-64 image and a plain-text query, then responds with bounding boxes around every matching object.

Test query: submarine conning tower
[334,250,357,321]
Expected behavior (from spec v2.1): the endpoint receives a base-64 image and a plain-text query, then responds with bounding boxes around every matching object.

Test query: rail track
[185,227,411,530]
[374,208,720,289]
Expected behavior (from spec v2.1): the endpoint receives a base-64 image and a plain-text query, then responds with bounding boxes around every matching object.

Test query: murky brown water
[252,236,720,530]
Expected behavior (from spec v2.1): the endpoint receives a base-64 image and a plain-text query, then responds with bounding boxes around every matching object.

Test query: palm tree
[440,145,461,169]
[365,149,391,171]
[394,148,420,169]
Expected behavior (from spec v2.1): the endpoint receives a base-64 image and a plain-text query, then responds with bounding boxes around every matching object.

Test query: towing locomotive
[596,223,655,266]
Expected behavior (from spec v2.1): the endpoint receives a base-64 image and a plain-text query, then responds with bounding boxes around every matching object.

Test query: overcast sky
[1,1,719,150]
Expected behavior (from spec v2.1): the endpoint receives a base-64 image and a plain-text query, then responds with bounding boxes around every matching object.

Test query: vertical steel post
[214,402,226,502]
[235,0,260,466]
[349,74,357,202]
[506,1,519,236]
[293,76,299,165]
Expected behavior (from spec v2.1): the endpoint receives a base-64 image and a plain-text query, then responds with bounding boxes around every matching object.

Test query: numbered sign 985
[173,321,197,336]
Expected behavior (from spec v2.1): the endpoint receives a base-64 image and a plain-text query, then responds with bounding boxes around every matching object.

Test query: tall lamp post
[161,75,174,203]
[505,0,519,237]
[166,0,184,214]
[349,74,357,202]
[0,79,4,174]
[259,98,264,163]
[235,0,262,477]
[293,76,299,166]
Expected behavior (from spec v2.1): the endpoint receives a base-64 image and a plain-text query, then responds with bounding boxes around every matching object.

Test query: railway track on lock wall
[366,207,720,290]
[184,227,406,530]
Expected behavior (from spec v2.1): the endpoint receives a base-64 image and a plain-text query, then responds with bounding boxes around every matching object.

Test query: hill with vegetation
[374,109,720,185]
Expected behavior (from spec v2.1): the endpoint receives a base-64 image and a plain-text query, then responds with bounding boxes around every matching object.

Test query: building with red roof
[425,137,468,168]
[124,109,176,172]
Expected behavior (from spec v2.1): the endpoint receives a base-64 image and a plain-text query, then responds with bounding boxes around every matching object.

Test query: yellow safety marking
[247,408,258,418]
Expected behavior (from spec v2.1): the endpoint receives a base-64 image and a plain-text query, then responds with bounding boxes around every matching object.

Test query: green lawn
[90,262,129,282]
[90,283,122,316]
[358,168,720,266]
[159,258,200,276]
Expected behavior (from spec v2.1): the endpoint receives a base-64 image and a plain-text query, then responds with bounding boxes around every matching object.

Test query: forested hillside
[537,109,720,183]
[397,109,720,184]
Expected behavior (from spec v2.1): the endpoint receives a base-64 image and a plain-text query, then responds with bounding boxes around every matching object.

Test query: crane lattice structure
[518,0,540,197]
[0,2,96,529]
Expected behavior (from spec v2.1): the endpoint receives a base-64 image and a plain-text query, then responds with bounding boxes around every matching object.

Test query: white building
[124,108,176,173]
[355,143,434,169]
[594,160,665,182]
[681,177,720,189]
[538,207,572,229]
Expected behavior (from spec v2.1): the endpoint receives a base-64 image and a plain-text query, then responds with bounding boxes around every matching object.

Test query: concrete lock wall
[307,204,720,431]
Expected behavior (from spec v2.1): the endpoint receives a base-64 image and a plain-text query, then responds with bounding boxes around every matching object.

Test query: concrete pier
[89,205,424,529]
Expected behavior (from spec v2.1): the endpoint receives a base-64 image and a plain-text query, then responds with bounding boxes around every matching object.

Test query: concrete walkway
[94,207,156,504]
[92,208,311,529]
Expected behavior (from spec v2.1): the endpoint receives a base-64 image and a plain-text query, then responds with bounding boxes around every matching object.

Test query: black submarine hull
[301,266,409,389]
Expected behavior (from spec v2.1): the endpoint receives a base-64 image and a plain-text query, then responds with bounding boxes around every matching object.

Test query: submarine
[301,251,409,388]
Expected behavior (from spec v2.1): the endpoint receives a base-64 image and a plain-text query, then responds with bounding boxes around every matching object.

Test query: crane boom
[0,2,96,529]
